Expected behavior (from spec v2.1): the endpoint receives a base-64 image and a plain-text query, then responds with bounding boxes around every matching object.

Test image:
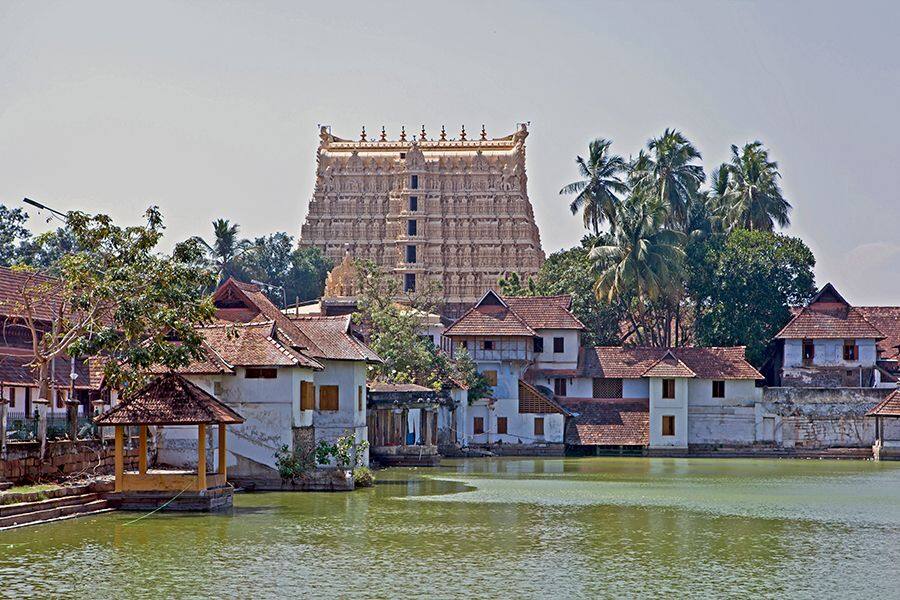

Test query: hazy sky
[1,1,898,304]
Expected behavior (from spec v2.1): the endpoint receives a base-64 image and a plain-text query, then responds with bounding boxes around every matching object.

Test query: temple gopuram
[299,123,545,317]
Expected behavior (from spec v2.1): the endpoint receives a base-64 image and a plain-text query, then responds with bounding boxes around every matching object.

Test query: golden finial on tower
[440,125,447,141]
[399,126,407,142]
[360,126,367,142]
[480,124,487,141]
[420,125,427,141]
[380,125,387,142]
[460,125,467,141]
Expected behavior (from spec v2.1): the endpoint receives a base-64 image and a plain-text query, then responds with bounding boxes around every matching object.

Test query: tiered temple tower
[299,123,545,316]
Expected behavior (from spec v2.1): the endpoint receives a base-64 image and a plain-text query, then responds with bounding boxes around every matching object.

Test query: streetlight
[23,197,67,222]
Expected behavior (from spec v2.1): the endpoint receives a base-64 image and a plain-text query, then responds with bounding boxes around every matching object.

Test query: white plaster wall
[624,379,649,398]
[648,377,689,448]
[533,329,580,368]
[464,398,564,445]
[312,359,369,466]
[783,338,878,368]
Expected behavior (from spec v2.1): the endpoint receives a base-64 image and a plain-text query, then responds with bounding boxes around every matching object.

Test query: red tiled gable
[866,389,900,417]
[444,291,583,337]
[290,315,381,362]
[857,307,900,363]
[95,373,244,426]
[504,295,585,330]
[560,398,649,446]
[642,351,697,378]
[367,382,434,393]
[196,322,323,370]
[580,347,762,380]
[775,283,885,340]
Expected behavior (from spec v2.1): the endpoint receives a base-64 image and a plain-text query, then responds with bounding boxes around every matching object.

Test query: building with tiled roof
[442,290,586,452]
[773,283,899,387]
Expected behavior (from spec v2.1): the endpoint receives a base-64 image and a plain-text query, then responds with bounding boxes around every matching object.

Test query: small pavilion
[868,389,900,461]
[94,373,244,510]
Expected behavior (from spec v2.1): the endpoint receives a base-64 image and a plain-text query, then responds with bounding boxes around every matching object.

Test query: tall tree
[559,138,629,234]
[16,227,81,271]
[688,229,815,366]
[0,205,30,266]
[719,141,792,231]
[631,129,706,229]
[6,207,215,409]
[191,219,253,286]
[237,234,332,307]
[590,195,687,346]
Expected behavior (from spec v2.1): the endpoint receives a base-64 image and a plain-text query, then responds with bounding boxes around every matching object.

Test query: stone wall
[761,387,896,448]
[0,440,139,483]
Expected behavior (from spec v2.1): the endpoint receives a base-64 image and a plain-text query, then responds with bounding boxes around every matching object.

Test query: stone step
[0,498,109,529]
[0,507,115,531]
[0,493,102,518]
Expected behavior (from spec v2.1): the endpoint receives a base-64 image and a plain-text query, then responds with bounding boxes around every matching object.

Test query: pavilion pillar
[218,423,227,478]
[114,425,124,492]
[197,423,206,491]
[138,425,148,475]
[0,391,8,460]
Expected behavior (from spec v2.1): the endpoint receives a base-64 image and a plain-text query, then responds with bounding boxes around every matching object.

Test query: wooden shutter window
[662,415,675,436]
[533,417,544,436]
[358,386,364,411]
[301,382,315,411]
[843,340,858,361]
[473,416,484,435]
[482,370,498,386]
[497,416,508,435]
[319,385,339,411]
[712,380,725,398]
[662,379,676,399]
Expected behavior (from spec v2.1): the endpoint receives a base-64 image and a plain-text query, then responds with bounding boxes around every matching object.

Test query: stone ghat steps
[0,494,112,530]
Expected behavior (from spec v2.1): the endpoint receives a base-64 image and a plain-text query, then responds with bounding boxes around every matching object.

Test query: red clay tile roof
[857,307,900,363]
[94,373,244,425]
[641,350,697,378]
[0,353,98,389]
[560,398,649,446]
[290,315,381,362]
[504,296,585,330]
[367,382,434,393]
[866,389,900,417]
[580,347,762,380]
[195,321,323,370]
[444,291,583,337]
[519,379,573,415]
[213,278,379,363]
[0,266,62,323]
[776,283,885,340]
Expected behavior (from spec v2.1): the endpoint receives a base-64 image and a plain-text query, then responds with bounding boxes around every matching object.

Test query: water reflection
[0,457,897,598]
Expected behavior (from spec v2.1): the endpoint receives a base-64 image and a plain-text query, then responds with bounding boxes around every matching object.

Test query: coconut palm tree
[559,138,629,234]
[191,219,253,286]
[721,142,791,231]
[630,129,705,230]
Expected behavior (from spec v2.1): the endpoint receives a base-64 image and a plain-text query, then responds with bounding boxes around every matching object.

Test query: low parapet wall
[1,440,139,484]
[762,387,895,449]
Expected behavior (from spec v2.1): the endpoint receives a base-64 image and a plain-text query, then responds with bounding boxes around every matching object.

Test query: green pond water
[1,457,898,598]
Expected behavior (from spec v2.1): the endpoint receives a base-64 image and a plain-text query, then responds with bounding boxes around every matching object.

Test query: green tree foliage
[190,218,253,286]
[713,142,792,231]
[499,235,622,346]
[0,205,30,266]
[687,229,816,365]
[353,261,489,395]
[16,227,81,270]
[558,138,628,234]
[10,207,216,400]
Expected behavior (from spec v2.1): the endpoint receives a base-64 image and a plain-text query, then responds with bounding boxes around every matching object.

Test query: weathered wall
[761,387,897,448]
[0,440,139,483]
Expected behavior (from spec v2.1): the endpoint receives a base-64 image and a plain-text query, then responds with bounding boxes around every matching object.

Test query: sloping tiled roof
[775,283,885,340]
[518,379,573,416]
[444,291,583,337]
[504,296,585,330]
[641,351,697,378]
[367,382,433,393]
[213,278,379,363]
[580,347,762,380]
[196,321,323,369]
[857,307,900,363]
[0,266,62,323]
[290,315,381,362]
[866,389,900,417]
[560,398,649,446]
[95,373,244,425]
[0,353,97,389]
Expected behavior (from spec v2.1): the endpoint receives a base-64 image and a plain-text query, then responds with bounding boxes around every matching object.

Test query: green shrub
[353,467,374,488]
